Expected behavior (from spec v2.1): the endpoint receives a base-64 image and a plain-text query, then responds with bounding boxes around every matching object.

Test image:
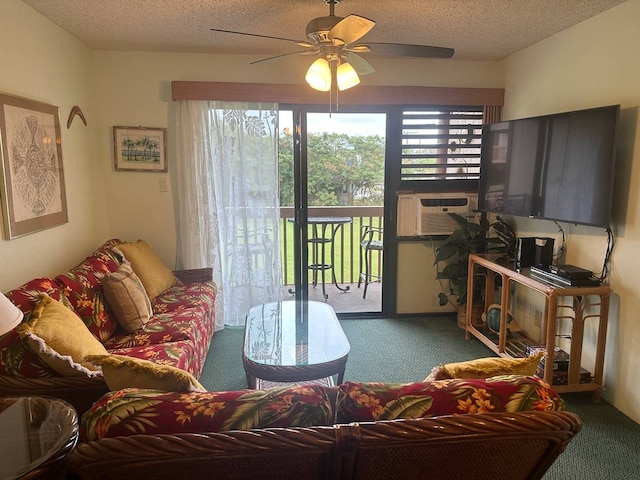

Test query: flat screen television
[478,105,620,228]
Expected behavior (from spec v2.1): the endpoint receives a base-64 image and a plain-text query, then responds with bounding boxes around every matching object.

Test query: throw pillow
[424,351,545,381]
[115,240,179,301]
[84,354,206,392]
[16,294,108,377]
[102,260,153,333]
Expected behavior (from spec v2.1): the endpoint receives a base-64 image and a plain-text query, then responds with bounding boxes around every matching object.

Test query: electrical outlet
[159,178,169,192]
[534,311,542,328]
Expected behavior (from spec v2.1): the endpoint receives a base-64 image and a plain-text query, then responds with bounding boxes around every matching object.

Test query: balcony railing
[279,206,384,287]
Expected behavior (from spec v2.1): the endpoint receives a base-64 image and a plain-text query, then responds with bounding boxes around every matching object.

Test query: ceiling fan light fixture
[336,61,360,91]
[305,58,331,91]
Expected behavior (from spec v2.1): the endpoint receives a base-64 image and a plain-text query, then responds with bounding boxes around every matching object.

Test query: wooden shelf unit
[466,254,610,399]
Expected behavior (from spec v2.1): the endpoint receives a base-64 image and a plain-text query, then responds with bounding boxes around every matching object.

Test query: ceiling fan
[210,0,454,92]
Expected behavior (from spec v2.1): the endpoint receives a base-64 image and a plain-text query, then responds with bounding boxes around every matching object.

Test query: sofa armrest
[173,268,213,283]
[0,374,109,418]
[70,426,338,480]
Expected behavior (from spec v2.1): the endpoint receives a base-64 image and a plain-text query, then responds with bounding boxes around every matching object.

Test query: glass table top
[244,300,350,367]
[0,396,78,479]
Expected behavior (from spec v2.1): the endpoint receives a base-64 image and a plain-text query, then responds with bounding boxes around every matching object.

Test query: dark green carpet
[200,316,640,480]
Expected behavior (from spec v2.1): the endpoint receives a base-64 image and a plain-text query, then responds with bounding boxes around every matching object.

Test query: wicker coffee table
[242,300,350,389]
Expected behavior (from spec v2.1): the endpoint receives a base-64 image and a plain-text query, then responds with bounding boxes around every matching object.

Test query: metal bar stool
[358,225,383,299]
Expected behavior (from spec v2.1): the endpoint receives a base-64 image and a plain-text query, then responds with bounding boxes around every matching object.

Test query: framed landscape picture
[0,93,67,240]
[113,126,167,172]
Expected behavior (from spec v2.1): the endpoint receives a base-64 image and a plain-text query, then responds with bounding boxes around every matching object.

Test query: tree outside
[278,130,385,207]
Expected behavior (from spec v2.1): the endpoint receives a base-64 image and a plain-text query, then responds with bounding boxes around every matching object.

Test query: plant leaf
[379,395,434,420]
[82,396,162,438]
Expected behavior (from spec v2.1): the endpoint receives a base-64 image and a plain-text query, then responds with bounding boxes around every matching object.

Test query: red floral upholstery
[80,376,565,442]
[103,308,212,376]
[103,277,217,366]
[0,278,70,377]
[4,277,69,314]
[104,313,196,350]
[81,385,334,441]
[152,282,217,315]
[0,329,58,377]
[106,341,199,373]
[54,240,124,341]
[335,376,564,423]
[1,239,216,385]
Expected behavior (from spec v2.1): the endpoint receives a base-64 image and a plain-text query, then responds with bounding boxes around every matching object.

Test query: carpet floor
[200,316,640,480]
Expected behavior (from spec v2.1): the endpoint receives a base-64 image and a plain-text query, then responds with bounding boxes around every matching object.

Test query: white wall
[397,241,454,314]
[0,0,109,292]
[501,0,640,422]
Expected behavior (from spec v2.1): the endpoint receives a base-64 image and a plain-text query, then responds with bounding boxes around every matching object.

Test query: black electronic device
[549,264,593,279]
[516,236,554,269]
[534,237,554,269]
[530,266,601,287]
[515,237,536,268]
[478,104,620,228]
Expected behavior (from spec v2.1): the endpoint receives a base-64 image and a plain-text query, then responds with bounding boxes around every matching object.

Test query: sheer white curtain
[175,100,282,328]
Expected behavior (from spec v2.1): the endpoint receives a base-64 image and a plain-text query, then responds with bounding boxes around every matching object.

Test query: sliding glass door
[279,107,388,315]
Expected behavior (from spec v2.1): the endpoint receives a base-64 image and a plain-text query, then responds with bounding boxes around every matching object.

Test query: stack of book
[526,345,593,385]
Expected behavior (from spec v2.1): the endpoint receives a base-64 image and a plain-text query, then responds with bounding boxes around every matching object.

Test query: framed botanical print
[0,93,67,239]
[113,126,167,172]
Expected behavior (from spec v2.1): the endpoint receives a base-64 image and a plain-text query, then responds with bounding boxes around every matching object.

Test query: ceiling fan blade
[210,27,311,47]
[346,44,371,53]
[249,50,317,65]
[367,42,454,59]
[344,52,376,76]
[329,14,375,45]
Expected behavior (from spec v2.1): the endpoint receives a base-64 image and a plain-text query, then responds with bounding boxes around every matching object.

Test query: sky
[279,111,386,137]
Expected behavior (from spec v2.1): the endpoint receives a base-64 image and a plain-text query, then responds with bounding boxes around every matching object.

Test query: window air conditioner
[397,192,478,237]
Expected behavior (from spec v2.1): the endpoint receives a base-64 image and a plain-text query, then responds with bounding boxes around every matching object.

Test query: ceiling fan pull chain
[329,82,333,118]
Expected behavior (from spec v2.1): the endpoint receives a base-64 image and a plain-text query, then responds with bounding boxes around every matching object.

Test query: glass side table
[0,396,78,479]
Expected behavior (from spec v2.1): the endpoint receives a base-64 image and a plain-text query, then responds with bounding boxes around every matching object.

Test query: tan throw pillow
[116,240,178,301]
[16,294,108,377]
[424,352,545,381]
[84,354,206,392]
[102,260,153,333]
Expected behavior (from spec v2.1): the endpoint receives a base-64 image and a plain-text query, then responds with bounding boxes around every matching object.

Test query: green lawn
[280,217,382,285]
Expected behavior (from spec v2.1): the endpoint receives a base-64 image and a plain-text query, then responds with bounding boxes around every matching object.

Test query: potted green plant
[434,212,514,328]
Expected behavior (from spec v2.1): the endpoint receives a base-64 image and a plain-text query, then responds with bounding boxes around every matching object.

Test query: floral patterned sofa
[69,376,581,480]
[0,239,217,416]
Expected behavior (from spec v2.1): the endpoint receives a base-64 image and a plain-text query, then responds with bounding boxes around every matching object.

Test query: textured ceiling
[22,0,626,61]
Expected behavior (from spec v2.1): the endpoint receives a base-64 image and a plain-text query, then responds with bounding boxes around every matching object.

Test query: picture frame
[113,126,167,172]
[0,93,67,240]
